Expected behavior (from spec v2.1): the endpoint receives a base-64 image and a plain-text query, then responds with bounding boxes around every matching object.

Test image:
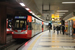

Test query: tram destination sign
[15,16,26,19]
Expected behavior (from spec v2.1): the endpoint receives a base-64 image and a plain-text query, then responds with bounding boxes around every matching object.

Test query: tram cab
[12,15,44,39]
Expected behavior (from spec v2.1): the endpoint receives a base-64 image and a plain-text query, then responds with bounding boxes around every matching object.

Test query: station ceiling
[17,0,75,21]
[0,0,44,21]
[0,0,75,21]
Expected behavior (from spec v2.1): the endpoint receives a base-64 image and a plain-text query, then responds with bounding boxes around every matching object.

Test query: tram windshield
[13,20,27,30]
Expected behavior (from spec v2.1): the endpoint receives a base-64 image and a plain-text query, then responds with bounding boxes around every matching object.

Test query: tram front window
[14,20,26,30]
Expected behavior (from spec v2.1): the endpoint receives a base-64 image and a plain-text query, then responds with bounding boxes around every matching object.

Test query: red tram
[6,19,12,34]
[12,15,44,39]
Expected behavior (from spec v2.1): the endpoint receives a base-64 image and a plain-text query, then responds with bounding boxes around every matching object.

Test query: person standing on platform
[58,26,61,34]
[48,23,52,32]
[53,26,56,33]
[60,25,62,34]
[62,25,65,35]
[56,26,59,34]
[61,19,65,35]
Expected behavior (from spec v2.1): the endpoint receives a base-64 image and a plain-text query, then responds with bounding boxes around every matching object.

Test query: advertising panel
[72,20,75,38]
[65,22,68,32]
[68,21,70,34]
[73,20,75,35]
[70,20,72,36]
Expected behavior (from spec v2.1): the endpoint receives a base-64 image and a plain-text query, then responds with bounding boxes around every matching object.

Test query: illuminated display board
[15,16,26,19]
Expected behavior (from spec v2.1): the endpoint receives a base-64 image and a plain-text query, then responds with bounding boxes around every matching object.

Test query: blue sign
[15,16,26,19]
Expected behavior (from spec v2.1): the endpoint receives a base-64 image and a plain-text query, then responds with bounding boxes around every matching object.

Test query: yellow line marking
[27,33,44,50]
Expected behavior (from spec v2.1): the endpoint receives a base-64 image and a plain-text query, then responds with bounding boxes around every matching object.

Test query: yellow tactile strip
[27,33,44,50]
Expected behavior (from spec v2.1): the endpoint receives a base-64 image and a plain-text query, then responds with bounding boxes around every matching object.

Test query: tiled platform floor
[18,30,75,50]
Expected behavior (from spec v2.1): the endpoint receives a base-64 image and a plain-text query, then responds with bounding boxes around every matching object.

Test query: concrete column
[0,5,7,44]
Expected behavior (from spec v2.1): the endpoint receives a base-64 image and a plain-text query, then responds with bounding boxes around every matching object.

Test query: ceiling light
[59,15,63,16]
[35,15,37,17]
[56,15,63,18]
[52,19,54,20]
[56,13,65,15]
[25,8,30,10]
[55,18,57,19]
[55,14,63,16]
[30,11,33,13]
[37,15,41,17]
[62,2,75,4]
[57,10,68,12]
[58,19,59,20]
[32,13,35,15]
[55,14,64,16]
[20,3,25,6]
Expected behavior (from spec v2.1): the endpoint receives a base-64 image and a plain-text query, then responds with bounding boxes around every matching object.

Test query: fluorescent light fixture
[56,13,65,15]
[58,19,59,20]
[32,12,44,21]
[55,14,63,16]
[35,15,37,17]
[57,10,68,12]
[59,15,63,17]
[56,15,63,17]
[52,19,54,20]
[20,3,25,6]
[25,8,30,10]
[33,14,36,16]
[55,14,64,16]
[55,18,57,19]
[62,2,75,4]
[30,11,33,13]
[32,13,35,15]
[37,15,41,17]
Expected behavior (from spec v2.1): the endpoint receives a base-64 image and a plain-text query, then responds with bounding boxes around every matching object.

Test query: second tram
[6,19,12,34]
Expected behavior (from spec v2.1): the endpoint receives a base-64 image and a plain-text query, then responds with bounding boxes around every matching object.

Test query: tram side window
[28,22,32,30]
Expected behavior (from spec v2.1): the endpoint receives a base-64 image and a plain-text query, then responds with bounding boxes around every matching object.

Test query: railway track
[1,39,29,50]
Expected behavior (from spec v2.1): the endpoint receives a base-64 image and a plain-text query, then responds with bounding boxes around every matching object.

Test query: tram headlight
[25,32,27,34]
[7,29,9,31]
[12,32,14,34]
[7,28,10,31]
[25,30,27,34]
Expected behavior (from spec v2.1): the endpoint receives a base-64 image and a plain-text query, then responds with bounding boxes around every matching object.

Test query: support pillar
[0,5,7,44]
